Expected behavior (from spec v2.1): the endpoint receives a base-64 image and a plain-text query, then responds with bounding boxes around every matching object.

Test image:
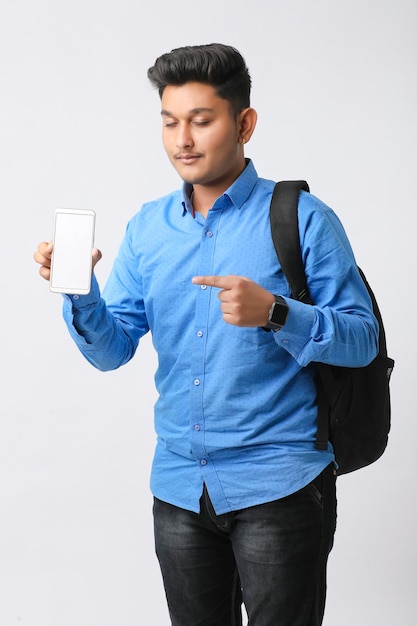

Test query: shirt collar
[182,182,195,216]
[225,159,258,210]
[181,159,258,216]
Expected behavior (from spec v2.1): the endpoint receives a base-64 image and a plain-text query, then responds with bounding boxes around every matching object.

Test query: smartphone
[50,208,96,294]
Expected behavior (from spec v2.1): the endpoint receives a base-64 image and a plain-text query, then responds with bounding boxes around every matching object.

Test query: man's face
[160,82,246,191]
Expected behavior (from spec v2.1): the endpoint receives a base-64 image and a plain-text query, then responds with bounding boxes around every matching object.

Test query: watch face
[270,300,289,327]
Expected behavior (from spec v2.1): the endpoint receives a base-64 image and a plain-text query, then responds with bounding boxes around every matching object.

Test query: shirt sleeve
[272,192,379,368]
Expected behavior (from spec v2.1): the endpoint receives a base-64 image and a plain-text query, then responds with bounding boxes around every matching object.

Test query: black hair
[147,43,251,116]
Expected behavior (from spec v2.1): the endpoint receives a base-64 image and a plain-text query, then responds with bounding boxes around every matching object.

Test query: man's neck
[191,187,219,218]
[190,162,247,218]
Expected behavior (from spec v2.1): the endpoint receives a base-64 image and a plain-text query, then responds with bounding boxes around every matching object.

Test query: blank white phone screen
[50,209,95,294]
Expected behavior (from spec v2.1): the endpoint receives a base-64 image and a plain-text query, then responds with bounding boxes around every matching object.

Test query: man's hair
[147,43,251,115]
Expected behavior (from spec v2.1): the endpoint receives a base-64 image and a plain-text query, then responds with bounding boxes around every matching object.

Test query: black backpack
[270,181,394,475]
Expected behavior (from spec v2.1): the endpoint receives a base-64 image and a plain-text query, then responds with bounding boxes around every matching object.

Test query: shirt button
[197,330,203,337]
[73,294,80,300]
[200,284,207,290]
[206,230,213,238]
[194,379,200,386]
[200,459,207,466]
[194,424,201,431]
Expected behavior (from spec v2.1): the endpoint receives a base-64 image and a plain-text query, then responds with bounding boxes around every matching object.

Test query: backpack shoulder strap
[269,180,311,303]
[269,180,329,451]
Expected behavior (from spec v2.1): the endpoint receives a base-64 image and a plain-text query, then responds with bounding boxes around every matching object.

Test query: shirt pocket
[145,278,191,331]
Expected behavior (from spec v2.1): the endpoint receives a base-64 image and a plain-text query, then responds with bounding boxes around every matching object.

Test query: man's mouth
[175,153,202,164]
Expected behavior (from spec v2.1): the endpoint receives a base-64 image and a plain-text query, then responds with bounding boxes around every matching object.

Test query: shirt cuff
[63,274,101,308]
[272,296,317,363]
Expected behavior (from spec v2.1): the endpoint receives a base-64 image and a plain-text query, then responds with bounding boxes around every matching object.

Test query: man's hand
[33,241,102,281]
[192,275,275,327]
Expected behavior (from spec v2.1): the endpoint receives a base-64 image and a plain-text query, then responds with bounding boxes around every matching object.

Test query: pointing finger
[192,275,234,289]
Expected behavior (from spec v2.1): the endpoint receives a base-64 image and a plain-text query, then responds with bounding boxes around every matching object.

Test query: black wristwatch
[263,296,289,332]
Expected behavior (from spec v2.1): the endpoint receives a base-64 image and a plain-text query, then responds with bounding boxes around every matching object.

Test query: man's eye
[163,120,177,128]
[193,120,210,126]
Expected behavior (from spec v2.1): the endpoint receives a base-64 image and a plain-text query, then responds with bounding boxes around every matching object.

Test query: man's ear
[238,107,258,144]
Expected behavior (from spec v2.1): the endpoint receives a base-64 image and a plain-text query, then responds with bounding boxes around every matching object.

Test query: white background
[1,0,415,624]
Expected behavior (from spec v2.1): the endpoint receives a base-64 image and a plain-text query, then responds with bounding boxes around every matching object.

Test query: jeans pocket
[304,464,337,507]
[304,480,323,507]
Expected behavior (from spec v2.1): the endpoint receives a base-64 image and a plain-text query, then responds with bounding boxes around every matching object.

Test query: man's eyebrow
[161,107,215,116]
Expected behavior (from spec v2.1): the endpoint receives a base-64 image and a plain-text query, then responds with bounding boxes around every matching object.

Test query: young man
[34,44,378,625]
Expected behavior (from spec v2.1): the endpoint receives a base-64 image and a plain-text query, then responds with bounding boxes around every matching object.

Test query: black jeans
[153,464,337,626]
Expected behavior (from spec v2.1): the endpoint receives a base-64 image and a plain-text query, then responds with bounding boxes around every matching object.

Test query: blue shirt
[63,160,378,514]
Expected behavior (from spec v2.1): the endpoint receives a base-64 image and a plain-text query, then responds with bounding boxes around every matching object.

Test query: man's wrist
[262,295,289,332]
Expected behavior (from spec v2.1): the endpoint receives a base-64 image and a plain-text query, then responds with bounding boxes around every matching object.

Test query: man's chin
[177,172,205,186]
[170,161,205,185]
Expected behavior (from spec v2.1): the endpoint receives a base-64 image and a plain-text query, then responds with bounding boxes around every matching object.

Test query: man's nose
[176,124,193,150]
